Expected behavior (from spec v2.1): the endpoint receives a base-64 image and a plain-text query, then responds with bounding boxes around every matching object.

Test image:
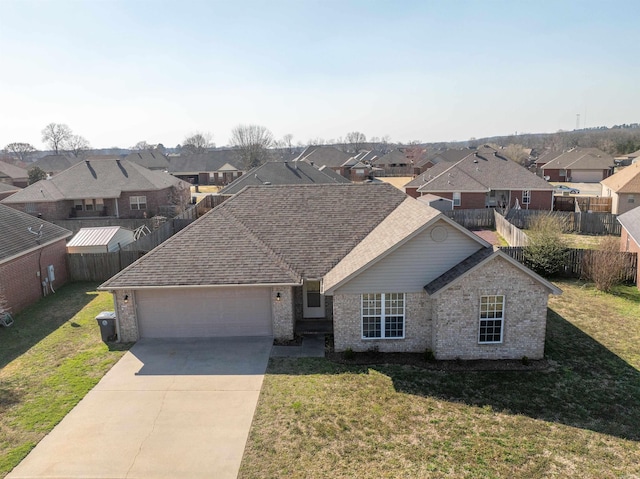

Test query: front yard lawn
[240,280,640,478]
[0,283,130,477]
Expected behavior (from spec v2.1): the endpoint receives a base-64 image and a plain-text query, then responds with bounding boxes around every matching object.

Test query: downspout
[114,198,120,218]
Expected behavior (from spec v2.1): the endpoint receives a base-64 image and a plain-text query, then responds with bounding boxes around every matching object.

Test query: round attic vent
[431,226,448,242]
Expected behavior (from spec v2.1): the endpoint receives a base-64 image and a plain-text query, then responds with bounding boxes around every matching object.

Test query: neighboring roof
[1,159,190,204]
[377,148,427,167]
[432,149,475,164]
[541,147,614,171]
[67,226,130,247]
[167,150,244,174]
[0,204,72,263]
[534,150,561,165]
[124,150,170,170]
[416,194,453,204]
[100,183,408,288]
[323,198,489,293]
[31,154,82,173]
[219,161,350,194]
[405,145,554,193]
[0,161,28,180]
[318,165,349,182]
[0,182,20,194]
[601,162,640,193]
[424,248,562,296]
[295,146,353,168]
[617,206,640,243]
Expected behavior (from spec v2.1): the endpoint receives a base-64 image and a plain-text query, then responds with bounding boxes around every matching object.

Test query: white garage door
[136,287,272,338]
[570,170,603,183]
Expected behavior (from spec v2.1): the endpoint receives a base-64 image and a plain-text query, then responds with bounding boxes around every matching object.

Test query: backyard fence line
[67,250,144,282]
[444,209,495,229]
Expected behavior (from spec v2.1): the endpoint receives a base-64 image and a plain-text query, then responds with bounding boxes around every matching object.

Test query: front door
[303,280,325,318]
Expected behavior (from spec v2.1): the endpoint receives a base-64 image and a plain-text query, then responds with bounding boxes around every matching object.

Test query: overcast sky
[1,0,639,150]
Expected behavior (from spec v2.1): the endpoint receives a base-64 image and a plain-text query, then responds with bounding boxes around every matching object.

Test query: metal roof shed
[67,226,135,254]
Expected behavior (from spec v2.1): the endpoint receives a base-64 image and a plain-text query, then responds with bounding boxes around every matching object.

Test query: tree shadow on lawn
[269,310,640,442]
[0,282,100,370]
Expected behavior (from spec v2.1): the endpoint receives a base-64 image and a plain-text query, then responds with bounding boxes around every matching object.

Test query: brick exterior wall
[0,239,69,314]
[6,187,190,221]
[620,229,640,288]
[271,286,294,340]
[114,289,139,342]
[333,292,432,353]
[431,256,550,360]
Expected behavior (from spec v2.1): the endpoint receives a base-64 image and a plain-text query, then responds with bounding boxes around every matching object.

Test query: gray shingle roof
[295,146,353,168]
[124,151,170,170]
[617,206,640,244]
[0,161,28,180]
[0,182,20,193]
[0,204,72,263]
[541,147,614,171]
[1,159,190,203]
[31,154,82,174]
[219,161,350,195]
[601,162,640,193]
[168,150,244,174]
[100,183,407,288]
[408,145,553,193]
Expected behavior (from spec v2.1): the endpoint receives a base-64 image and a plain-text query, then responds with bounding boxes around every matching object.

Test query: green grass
[0,282,130,477]
[240,280,640,479]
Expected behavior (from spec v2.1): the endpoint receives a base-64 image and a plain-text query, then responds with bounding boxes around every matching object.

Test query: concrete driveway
[7,337,272,479]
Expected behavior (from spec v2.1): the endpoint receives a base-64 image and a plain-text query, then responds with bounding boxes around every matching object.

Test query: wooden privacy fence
[506,209,621,236]
[500,247,637,282]
[67,250,144,282]
[444,209,495,229]
[494,210,528,246]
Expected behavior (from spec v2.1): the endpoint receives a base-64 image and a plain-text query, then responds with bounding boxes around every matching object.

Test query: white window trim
[478,295,505,344]
[522,190,531,205]
[361,293,406,340]
[130,195,147,210]
[452,192,461,207]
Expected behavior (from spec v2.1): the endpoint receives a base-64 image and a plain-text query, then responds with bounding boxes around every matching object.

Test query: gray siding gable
[332,220,483,294]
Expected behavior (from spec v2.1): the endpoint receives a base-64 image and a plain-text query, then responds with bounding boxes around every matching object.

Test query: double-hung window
[522,190,531,205]
[362,293,405,339]
[130,196,147,210]
[452,192,461,207]
[479,295,504,344]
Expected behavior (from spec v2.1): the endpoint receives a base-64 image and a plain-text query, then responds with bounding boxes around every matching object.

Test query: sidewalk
[271,334,325,358]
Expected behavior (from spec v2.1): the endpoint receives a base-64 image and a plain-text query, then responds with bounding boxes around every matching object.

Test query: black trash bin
[96,311,117,342]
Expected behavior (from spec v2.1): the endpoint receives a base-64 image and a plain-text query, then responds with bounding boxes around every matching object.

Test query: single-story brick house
[404,145,554,210]
[540,147,614,182]
[1,158,191,220]
[617,207,640,288]
[100,183,560,360]
[601,162,640,215]
[0,204,72,314]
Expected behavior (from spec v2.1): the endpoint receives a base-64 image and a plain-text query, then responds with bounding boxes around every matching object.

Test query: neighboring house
[30,154,82,176]
[168,151,244,185]
[294,146,353,177]
[124,150,171,171]
[0,204,72,314]
[99,183,561,360]
[617,206,640,288]
[0,182,21,201]
[0,161,29,187]
[614,148,640,167]
[533,149,561,176]
[375,148,429,176]
[1,159,191,220]
[540,147,614,182]
[219,161,350,195]
[601,162,640,214]
[66,226,135,253]
[404,145,554,210]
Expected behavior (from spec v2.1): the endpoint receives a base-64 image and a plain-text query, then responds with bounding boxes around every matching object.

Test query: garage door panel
[570,170,602,183]
[136,287,272,338]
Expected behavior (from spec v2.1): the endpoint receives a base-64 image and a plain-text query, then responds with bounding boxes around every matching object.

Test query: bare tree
[229,124,274,169]
[345,131,367,153]
[4,142,37,163]
[182,131,214,154]
[582,237,633,292]
[41,123,72,154]
[502,144,529,165]
[131,140,153,151]
[67,135,91,158]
